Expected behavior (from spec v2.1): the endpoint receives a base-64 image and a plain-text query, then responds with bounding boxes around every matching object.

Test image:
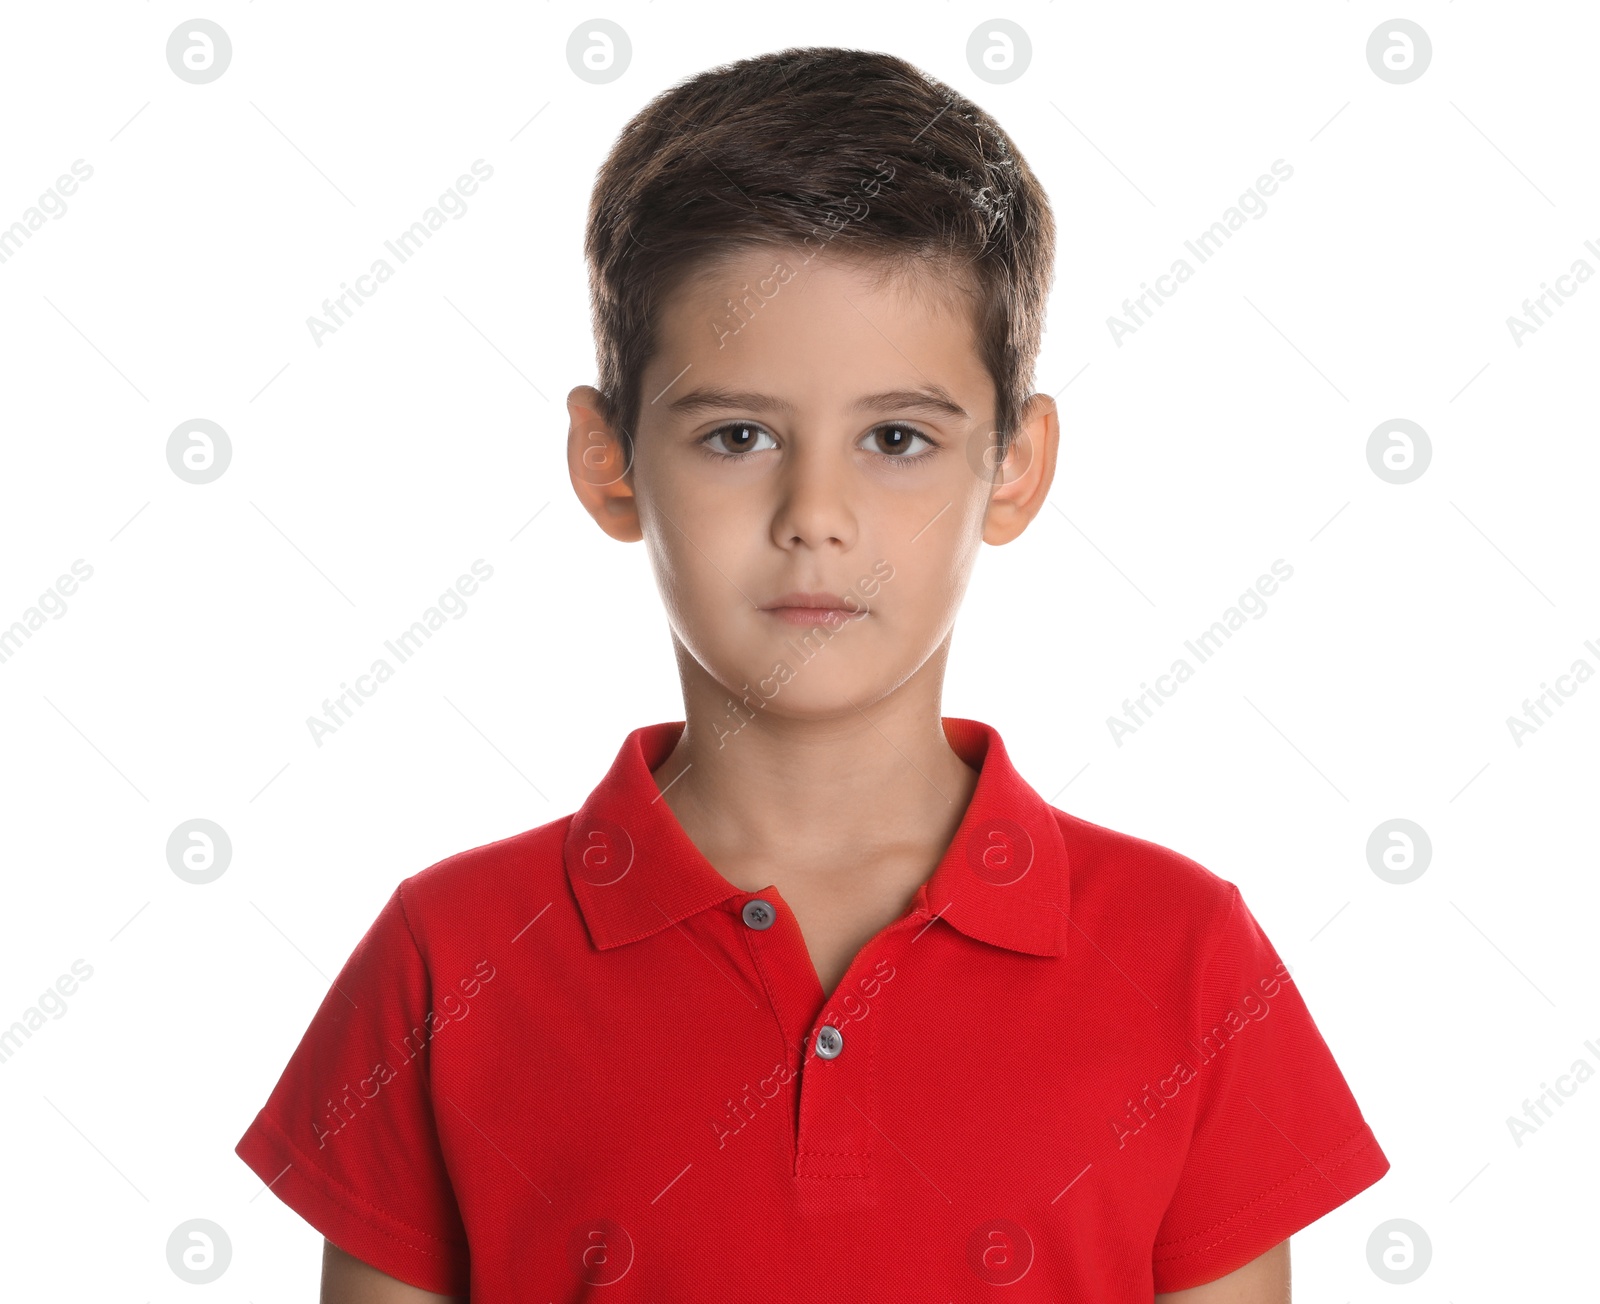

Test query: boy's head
[569,47,1059,720]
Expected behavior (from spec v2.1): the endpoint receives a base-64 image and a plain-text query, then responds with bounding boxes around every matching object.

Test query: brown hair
[582,46,1056,467]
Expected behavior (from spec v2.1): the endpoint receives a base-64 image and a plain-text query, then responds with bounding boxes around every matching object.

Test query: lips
[763,591,852,611]
[760,591,866,626]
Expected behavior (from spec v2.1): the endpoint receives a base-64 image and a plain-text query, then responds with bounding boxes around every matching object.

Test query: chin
[704,658,879,718]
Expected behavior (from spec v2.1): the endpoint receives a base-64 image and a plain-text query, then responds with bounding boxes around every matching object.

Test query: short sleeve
[234,884,469,1296]
[1151,884,1390,1293]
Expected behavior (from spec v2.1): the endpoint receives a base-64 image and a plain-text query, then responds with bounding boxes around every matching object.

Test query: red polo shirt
[235,717,1389,1300]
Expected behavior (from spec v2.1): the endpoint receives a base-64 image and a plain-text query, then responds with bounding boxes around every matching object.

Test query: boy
[236,46,1389,1303]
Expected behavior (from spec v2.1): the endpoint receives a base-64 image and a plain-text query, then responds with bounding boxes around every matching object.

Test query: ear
[982,392,1059,545]
[566,385,642,542]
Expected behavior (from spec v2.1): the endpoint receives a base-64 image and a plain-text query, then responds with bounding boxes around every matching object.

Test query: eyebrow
[663,385,969,421]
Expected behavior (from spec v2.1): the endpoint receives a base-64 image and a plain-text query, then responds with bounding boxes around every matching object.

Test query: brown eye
[863,424,935,459]
[700,423,777,458]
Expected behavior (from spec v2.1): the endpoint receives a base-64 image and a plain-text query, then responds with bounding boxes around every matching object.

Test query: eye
[860,423,938,463]
[698,422,778,459]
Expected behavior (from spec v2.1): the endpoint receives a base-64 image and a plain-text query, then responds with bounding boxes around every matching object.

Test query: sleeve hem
[1151,1122,1390,1294]
[235,1108,469,1297]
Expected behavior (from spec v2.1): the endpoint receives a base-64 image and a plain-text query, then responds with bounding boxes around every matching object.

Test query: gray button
[742,898,775,930]
[815,1025,843,1059]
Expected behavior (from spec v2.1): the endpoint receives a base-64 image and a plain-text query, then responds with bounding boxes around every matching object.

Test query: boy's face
[568,245,1057,720]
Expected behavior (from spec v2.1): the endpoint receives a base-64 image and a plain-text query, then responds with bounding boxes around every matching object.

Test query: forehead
[648,244,991,417]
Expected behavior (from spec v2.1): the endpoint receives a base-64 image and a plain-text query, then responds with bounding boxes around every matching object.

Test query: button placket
[735,891,880,1206]
[789,923,915,1213]
[792,993,877,1210]
[735,892,822,1156]
[736,890,915,1210]
[737,891,823,1040]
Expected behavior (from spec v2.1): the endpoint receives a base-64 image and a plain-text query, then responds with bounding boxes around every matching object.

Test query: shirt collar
[564,717,1069,958]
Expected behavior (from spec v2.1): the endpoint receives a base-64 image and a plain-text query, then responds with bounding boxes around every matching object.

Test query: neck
[651,648,978,884]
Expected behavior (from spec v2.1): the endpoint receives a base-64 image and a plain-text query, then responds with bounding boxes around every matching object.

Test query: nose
[769,437,858,552]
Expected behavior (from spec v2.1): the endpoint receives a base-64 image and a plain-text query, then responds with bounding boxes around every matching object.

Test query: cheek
[642,494,751,603]
[879,490,984,584]
[876,537,962,626]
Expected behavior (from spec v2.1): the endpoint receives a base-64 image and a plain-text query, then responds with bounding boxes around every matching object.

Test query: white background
[1,2,1594,1299]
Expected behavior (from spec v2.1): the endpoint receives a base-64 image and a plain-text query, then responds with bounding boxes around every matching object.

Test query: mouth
[759,591,865,626]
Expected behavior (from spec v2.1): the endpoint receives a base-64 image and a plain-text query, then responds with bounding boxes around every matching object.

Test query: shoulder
[388,813,578,950]
[1049,805,1241,952]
